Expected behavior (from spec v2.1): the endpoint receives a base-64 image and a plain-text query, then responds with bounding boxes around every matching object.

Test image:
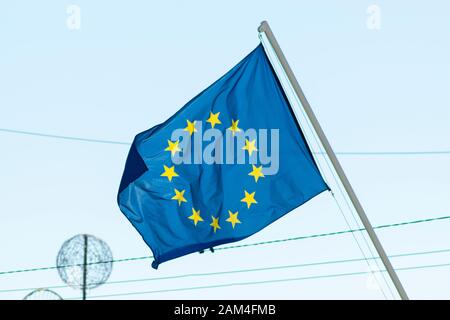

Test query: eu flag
[118,44,329,268]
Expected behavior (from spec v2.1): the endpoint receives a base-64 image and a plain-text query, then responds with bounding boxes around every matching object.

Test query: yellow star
[241,190,257,209]
[226,210,241,229]
[206,111,221,128]
[210,216,221,233]
[228,119,241,136]
[183,120,197,136]
[242,139,258,156]
[188,207,204,226]
[171,188,187,206]
[160,165,178,182]
[165,139,181,156]
[248,165,264,183]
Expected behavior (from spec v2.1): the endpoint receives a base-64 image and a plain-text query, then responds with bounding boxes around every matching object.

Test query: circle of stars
[161,112,266,235]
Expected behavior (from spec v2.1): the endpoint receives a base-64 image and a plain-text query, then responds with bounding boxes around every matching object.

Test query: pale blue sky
[1,1,450,299]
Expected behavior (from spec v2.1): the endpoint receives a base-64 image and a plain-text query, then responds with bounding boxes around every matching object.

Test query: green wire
[1,214,449,276]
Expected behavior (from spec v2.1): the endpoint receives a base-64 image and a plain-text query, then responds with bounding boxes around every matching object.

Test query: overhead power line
[1,127,450,155]
[0,255,151,276]
[69,261,450,299]
[1,247,449,294]
[0,128,130,146]
[1,214,449,277]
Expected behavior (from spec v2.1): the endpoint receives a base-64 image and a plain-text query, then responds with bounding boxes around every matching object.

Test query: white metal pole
[258,20,409,300]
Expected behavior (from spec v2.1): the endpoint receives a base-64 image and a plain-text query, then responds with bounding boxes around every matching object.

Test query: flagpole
[258,20,409,300]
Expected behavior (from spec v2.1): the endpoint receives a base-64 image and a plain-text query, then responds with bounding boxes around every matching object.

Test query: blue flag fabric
[118,44,329,268]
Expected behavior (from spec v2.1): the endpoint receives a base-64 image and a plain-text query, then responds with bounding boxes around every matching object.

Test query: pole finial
[258,20,269,33]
